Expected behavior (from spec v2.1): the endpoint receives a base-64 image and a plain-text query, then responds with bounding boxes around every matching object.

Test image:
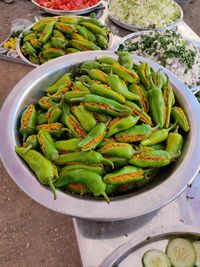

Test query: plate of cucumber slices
[100,225,200,267]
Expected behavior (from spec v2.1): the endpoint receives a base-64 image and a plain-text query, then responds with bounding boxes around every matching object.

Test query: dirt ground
[0,0,199,266]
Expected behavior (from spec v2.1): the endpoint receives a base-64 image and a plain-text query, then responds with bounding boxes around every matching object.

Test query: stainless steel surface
[100,225,200,267]
[31,0,103,15]
[0,50,200,221]
[107,0,183,32]
[74,173,200,266]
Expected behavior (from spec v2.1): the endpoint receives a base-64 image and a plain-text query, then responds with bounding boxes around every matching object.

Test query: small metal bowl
[107,0,183,32]
[16,17,113,67]
[31,0,103,16]
[0,51,200,221]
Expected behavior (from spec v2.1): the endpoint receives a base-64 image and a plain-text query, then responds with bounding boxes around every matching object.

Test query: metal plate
[107,0,183,32]
[31,0,103,16]
[0,51,200,221]
[99,225,200,267]
[16,16,113,67]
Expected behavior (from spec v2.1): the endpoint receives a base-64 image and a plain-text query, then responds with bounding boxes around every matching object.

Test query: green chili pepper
[49,80,72,99]
[97,56,118,65]
[125,100,153,126]
[87,69,108,84]
[60,164,103,176]
[43,41,52,50]
[95,34,108,49]
[163,75,175,128]
[108,74,139,101]
[20,104,37,141]
[39,21,55,44]
[71,32,86,41]
[65,91,89,103]
[53,29,66,40]
[78,17,102,27]
[81,26,96,42]
[46,104,63,123]
[93,113,111,123]
[62,110,87,139]
[99,142,134,159]
[55,22,76,35]
[106,115,139,138]
[36,123,69,137]
[141,123,175,146]
[29,37,41,49]
[129,83,149,112]
[79,21,108,37]
[118,51,133,70]
[65,47,81,54]
[129,149,171,167]
[78,123,107,151]
[23,134,39,153]
[42,47,65,59]
[66,183,88,195]
[75,25,88,40]
[38,129,59,161]
[38,96,57,110]
[54,138,81,153]
[44,73,71,94]
[137,62,151,90]
[112,63,140,84]
[23,33,37,42]
[148,143,165,150]
[70,39,100,51]
[79,61,103,73]
[151,70,165,90]
[59,16,78,25]
[15,147,58,199]
[148,77,165,128]
[50,37,66,49]
[103,166,144,185]
[71,104,96,132]
[76,75,93,84]
[72,81,90,93]
[83,94,132,117]
[55,150,113,168]
[25,42,37,57]
[85,81,126,104]
[55,169,110,202]
[32,18,56,32]
[36,112,47,125]
[29,55,40,65]
[171,106,190,132]
[166,127,183,159]
[115,124,153,143]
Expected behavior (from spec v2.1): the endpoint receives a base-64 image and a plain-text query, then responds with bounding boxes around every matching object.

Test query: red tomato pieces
[36,0,100,10]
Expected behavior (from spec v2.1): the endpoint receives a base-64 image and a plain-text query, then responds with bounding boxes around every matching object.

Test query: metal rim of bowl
[99,225,200,267]
[107,0,183,32]
[16,16,113,68]
[31,0,103,15]
[0,51,200,221]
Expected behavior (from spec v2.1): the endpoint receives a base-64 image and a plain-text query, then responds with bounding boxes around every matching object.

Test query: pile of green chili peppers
[16,51,190,202]
[20,14,110,65]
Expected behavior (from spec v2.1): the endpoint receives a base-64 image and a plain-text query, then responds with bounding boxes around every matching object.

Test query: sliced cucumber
[166,238,196,267]
[192,241,200,267]
[142,249,171,267]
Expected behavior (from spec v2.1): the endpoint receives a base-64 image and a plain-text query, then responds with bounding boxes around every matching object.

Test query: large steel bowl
[107,0,183,32]
[0,51,200,221]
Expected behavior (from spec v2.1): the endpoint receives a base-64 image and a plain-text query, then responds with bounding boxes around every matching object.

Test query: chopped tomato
[36,0,100,10]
